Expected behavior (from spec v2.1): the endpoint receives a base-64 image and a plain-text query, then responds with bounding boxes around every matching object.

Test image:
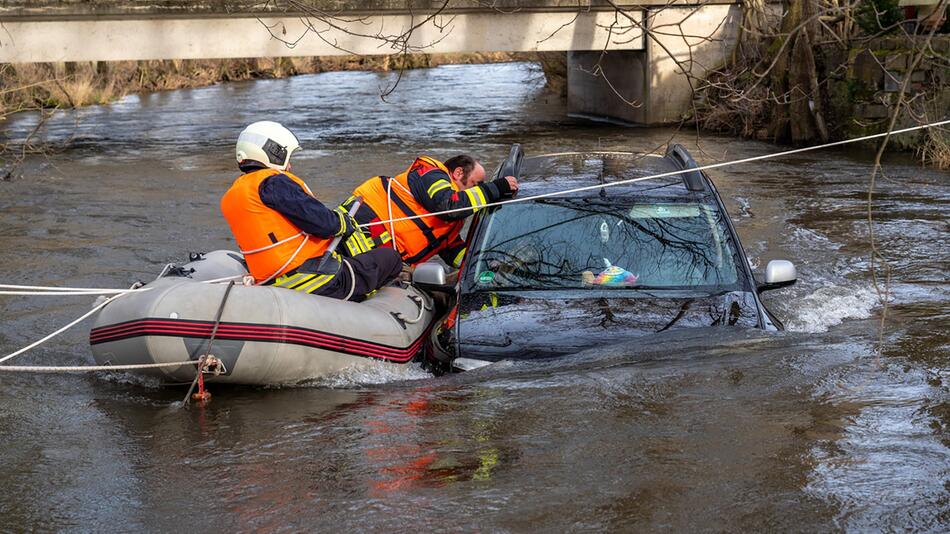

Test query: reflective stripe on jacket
[221,168,332,282]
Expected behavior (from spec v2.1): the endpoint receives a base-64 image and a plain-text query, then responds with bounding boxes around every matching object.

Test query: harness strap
[255,233,310,286]
[379,175,441,247]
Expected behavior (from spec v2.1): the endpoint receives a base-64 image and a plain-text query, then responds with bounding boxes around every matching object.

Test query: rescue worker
[341,155,518,269]
[221,121,402,301]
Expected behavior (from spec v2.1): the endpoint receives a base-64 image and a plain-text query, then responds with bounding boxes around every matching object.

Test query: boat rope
[358,118,950,230]
[0,290,148,296]
[0,275,244,297]
[396,294,428,324]
[255,233,311,286]
[0,275,245,367]
[342,258,357,301]
[239,231,305,255]
[183,281,234,405]
[5,120,945,295]
[0,284,145,292]
[0,361,201,373]
[0,284,147,365]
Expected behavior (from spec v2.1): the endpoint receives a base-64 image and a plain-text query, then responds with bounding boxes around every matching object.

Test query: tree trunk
[770,0,829,144]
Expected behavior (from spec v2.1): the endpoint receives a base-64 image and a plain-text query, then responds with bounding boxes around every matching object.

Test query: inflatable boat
[89,250,437,385]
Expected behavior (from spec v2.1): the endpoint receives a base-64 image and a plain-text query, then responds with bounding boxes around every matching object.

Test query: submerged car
[414,144,798,372]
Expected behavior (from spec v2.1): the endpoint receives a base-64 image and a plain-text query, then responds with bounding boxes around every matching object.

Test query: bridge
[0,1,743,125]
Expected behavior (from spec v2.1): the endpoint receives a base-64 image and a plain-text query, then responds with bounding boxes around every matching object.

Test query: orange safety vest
[221,168,332,282]
[354,156,464,265]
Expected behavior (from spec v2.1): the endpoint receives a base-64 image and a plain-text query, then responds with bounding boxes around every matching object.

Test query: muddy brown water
[0,63,947,532]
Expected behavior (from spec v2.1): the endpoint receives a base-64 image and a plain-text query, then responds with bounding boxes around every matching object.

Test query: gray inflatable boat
[89,250,436,385]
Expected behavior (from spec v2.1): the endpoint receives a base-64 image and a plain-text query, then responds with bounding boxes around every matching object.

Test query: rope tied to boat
[183,281,234,407]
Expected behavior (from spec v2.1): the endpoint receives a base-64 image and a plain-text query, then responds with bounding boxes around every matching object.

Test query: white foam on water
[791,226,842,250]
[302,360,433,389]
[732,196,753,218]
[805,364,950,532]
[785,284,881,333]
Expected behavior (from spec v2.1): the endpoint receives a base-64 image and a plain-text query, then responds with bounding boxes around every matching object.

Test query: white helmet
[235,121,300,171]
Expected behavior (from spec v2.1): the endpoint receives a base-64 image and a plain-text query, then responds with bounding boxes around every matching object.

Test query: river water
[0,62,947,532]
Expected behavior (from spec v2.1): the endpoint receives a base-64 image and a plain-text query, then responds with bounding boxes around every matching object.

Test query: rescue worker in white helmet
[221,121,402,301]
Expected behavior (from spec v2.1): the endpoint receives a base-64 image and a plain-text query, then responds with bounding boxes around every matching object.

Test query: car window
[471,199,741,291]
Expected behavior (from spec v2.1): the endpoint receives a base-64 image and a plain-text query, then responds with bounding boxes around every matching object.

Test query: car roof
[510,147,711,200]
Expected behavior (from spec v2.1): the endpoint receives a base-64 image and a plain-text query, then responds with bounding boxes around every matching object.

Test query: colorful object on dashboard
[593,266,638,286]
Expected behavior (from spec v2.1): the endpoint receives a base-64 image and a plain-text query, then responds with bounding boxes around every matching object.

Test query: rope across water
[357,119,950,229]
[0,120,946,373]
[0,361,201,373]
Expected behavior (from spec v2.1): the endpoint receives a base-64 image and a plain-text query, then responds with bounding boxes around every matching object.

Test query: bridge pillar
[567,51,649,125]
[566,5,742,126]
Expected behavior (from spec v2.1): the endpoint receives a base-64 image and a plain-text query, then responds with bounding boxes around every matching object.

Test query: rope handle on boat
[396,294,428,325]
[358,119,950,229]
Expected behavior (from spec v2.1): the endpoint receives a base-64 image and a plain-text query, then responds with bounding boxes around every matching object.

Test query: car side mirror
[412,263,454,293]
[757,259,797,292]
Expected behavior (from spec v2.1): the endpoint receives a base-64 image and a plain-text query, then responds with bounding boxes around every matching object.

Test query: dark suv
[414,144,797,372]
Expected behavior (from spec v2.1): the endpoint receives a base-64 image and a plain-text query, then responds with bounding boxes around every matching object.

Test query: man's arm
[437,237,467,269]
[408,169,516,222]
[259,174,353,238]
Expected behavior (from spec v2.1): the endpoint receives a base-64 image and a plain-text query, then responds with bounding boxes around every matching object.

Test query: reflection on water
[0,62,948,531]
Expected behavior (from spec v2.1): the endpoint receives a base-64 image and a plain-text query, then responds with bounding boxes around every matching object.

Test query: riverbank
[693,12,950,169]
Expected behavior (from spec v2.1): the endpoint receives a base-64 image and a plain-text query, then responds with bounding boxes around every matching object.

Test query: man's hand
[334,206,359,238]
[503,175,519,193]
[490,175,520,199]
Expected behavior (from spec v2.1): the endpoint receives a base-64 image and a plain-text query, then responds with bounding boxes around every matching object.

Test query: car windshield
[471,199,741,291]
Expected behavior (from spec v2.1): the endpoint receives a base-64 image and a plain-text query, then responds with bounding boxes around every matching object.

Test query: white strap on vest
[251,233,311,286]
[239,231,305,255]
[386,177,399,257]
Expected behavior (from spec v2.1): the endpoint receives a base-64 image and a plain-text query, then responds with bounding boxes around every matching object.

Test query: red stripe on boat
[90,318,430,363]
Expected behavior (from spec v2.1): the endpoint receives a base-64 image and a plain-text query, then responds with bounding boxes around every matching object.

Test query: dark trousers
[309,247,403,302]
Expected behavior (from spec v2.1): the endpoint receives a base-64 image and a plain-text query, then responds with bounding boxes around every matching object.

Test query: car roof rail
[493,143,524,182]
[665,144,706,192]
